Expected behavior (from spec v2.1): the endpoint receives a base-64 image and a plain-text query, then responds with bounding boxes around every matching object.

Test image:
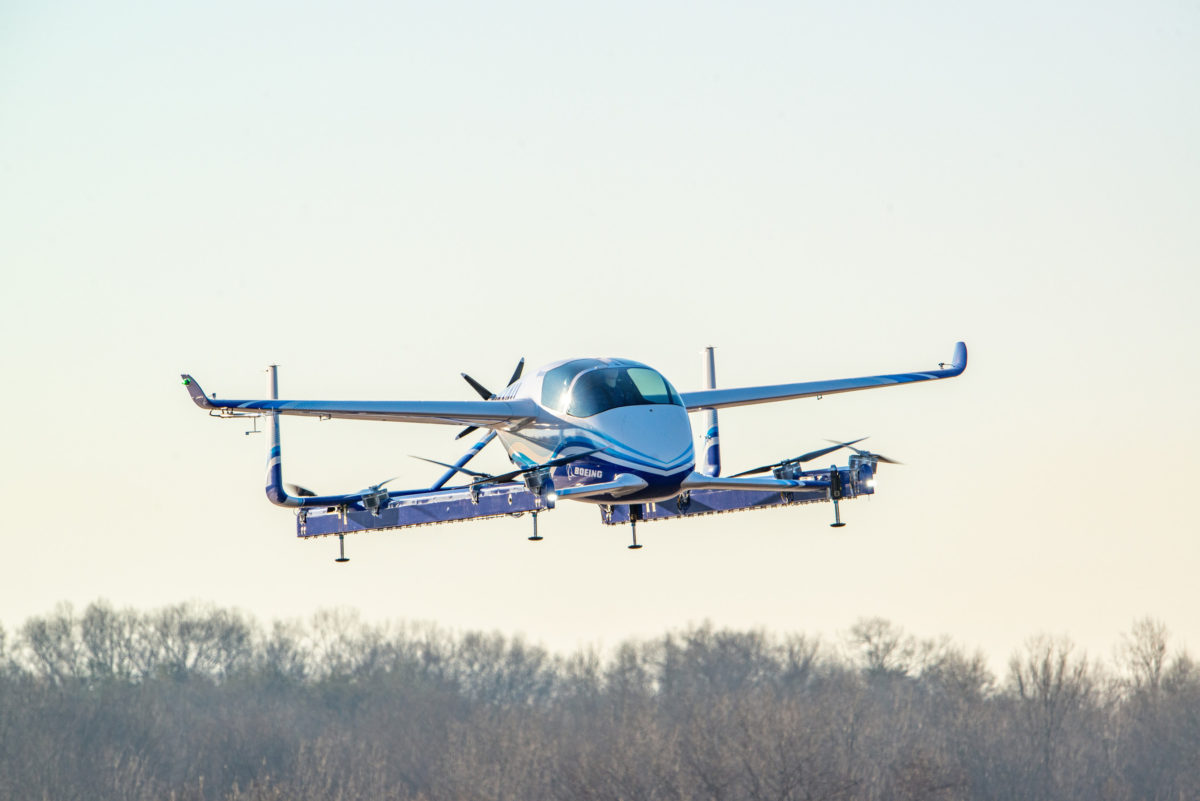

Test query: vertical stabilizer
[701,347,721,477]
[265,365,301,507]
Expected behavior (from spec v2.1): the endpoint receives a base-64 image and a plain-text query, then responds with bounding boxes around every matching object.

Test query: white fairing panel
[582,405,695,476]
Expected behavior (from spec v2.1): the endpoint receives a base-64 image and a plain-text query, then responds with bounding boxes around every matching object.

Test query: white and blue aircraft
[182,342,966,558]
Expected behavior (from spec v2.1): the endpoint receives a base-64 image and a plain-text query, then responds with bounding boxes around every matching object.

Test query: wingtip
[181,373,215,409]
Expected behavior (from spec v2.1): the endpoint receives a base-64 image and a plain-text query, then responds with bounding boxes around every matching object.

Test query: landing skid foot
[334,534,350,563]
[528,511,543,541]
[830,499,846,528]
[628,509,643,549]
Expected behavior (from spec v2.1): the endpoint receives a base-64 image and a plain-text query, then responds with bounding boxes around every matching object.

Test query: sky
[2,0,1198,672]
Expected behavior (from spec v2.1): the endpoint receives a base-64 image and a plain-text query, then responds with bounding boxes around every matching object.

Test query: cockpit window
[541,359,603,411]
[625,367,679,405]
[566,367,683,417]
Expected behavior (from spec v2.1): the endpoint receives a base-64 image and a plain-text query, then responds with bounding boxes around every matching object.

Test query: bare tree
[1007,635,1095,801]
[6,600,1200,801]
[254,619,310,685]
[136,602,253,681]
[19,603,86,685]
[1118,617,1169,695]
[80,601,141,682]
[848,617,916,679]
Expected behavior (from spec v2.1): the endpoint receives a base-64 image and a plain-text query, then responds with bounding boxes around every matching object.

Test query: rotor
[456,358,525,440]
[730,437,870,479]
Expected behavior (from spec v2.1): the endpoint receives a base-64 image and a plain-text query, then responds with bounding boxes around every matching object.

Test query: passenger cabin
[540,359,684,418]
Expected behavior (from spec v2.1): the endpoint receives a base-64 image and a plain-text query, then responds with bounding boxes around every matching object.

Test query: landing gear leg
[529,510,543,541]
[829,465,846,528]
[335,533,350,563]
[830,499,846,528]
[628,504,644,550]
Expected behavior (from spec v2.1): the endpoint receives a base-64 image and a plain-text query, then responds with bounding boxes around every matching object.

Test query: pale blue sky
[2,0,1197,667]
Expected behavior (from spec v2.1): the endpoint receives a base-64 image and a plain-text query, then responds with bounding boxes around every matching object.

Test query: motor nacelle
[849,454,878,491]
[771,460,803,481]
[522,467,557,509]
[849,453,878,470]
[360,488,389,516]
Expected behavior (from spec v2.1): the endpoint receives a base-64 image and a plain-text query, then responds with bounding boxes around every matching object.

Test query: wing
[181,374,539,428]
[680,342,967,411]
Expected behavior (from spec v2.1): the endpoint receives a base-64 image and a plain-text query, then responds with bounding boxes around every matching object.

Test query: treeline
[1,603,1198,801]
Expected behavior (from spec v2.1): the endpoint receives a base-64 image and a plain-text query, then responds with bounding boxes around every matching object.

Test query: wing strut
[428,431,498,491]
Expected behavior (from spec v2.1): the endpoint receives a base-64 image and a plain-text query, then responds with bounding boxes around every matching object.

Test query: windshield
[541,359,604,411]
[566,367,683,417]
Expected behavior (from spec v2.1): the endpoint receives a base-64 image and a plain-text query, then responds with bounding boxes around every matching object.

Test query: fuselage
[494,358,696,503]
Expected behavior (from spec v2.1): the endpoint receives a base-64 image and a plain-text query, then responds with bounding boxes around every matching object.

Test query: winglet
[941,342,968,376]
[180,374,217,409]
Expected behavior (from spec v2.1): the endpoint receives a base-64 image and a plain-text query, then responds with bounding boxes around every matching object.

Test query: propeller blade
[371,476,402,490]
[730,464,774,478]
[506,357,525,388]
[730,438,871,478]
[454,359,521,440]
[472,447,606,487]
[839,442,904,466]
[285,483,318,497]
[800,437,869,463]
[461,373,493,400]
[409,455,493,479]
[538,446,607,471]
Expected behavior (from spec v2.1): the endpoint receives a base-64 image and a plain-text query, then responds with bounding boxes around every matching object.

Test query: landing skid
[830,499,846,528]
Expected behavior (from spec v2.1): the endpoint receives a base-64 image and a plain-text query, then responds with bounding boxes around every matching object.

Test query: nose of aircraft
[594,405,694,469]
